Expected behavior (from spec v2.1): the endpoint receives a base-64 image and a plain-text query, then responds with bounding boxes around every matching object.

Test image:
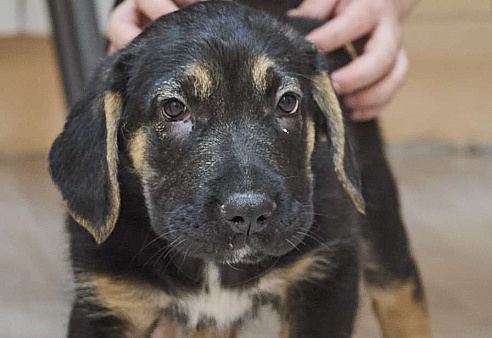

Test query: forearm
[394,0,420,20]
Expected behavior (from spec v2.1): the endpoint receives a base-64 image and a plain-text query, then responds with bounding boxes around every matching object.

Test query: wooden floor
[0,152,490,338]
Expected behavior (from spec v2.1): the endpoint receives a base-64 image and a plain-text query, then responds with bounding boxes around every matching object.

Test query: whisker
[297,231,333,252]
[145,236,182,267]
[160,237,186,263]
[161,238,188,272]
[178,241,194,270]
[129,229,177,265]
[285,238,302,253]
[169,239,187,265]
[291,235,307,246]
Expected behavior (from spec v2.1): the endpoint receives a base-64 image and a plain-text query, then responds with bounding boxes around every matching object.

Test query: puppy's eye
[161,99,188,121]
[277,93,299,114]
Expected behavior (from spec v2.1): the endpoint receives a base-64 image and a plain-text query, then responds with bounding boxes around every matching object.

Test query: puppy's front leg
[280,255,359,338]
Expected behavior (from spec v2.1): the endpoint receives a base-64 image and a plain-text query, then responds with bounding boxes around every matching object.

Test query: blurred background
[0,0,491,337]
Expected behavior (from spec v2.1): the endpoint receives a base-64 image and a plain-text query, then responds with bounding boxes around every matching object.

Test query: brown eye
[161,99,188,121]
[277,93,299,114]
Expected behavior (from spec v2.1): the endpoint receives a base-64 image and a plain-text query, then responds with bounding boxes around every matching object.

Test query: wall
[381,0,492,146]
[0,0,114,35]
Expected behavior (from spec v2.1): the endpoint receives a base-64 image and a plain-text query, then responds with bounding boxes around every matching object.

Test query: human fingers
[345,48,408,111]
[107,0,143,51]
[135,0,179,20]
[175,0,206,6]
[306,0,378,52]
[288,0,339,21]
[330,18,401,94]
[350,106,384,122]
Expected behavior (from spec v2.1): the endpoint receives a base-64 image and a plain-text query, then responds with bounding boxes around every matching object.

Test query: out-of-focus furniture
[47,0,105,106]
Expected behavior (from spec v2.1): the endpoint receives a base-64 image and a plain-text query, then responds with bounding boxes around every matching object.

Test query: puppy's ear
[49,53,130,243]
[312,70,366,215]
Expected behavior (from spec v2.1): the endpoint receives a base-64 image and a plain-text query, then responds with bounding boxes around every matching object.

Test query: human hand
[107,0,204,53]
[290,0,410,121]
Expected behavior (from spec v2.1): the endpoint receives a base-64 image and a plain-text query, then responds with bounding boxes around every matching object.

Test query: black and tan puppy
[49,1,432,337]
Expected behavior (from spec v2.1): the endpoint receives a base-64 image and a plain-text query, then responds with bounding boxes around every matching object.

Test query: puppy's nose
[221,193,276,235]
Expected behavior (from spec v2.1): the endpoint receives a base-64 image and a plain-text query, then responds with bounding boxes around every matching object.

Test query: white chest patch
[176,264,255,328]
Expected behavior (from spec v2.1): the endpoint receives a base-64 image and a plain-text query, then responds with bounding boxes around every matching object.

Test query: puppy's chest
[170,264,275,328]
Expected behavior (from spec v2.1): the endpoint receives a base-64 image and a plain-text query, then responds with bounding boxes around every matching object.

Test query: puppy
[49,1,432,337]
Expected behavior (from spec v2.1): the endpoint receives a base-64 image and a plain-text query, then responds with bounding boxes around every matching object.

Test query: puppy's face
[126,8,318,264]
[49,2,364,263]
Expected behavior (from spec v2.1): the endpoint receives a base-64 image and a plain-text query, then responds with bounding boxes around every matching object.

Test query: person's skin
[107,0,419,119]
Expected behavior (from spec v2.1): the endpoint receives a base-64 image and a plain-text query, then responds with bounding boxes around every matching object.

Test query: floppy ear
[49,54,129,243]
[312,70,366,215]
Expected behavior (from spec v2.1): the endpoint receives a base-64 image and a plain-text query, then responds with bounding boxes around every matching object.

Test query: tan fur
[77,255,331,337]
[251,55,275,92]
[66,93,122,244]
[344,43,358,60]
[102,93,123,243]
[187,328,238,338]
[368,281,432,338]
[185,62,214,99]
[129,127,149,174]
[258,252,333,299]
[304,118,316,186]
[306,119,316,163]
[66,211,100,243]
[318,132,328,144]
[312,72,366,214]
[83,274,171,338]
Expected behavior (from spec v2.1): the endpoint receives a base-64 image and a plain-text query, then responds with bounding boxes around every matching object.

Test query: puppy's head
[49,2,364,264]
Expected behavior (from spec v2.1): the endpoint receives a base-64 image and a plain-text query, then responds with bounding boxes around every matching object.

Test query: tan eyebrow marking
[251,55,275,92]
[185,62,214,99]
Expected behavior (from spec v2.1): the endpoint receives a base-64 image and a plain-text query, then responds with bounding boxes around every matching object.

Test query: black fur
[50,2,427,337]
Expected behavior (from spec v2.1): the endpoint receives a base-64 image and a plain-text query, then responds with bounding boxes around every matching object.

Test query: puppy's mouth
[221,244,261,265]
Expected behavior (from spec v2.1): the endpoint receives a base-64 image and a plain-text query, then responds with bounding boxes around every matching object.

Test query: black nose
[221,193,276,235]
